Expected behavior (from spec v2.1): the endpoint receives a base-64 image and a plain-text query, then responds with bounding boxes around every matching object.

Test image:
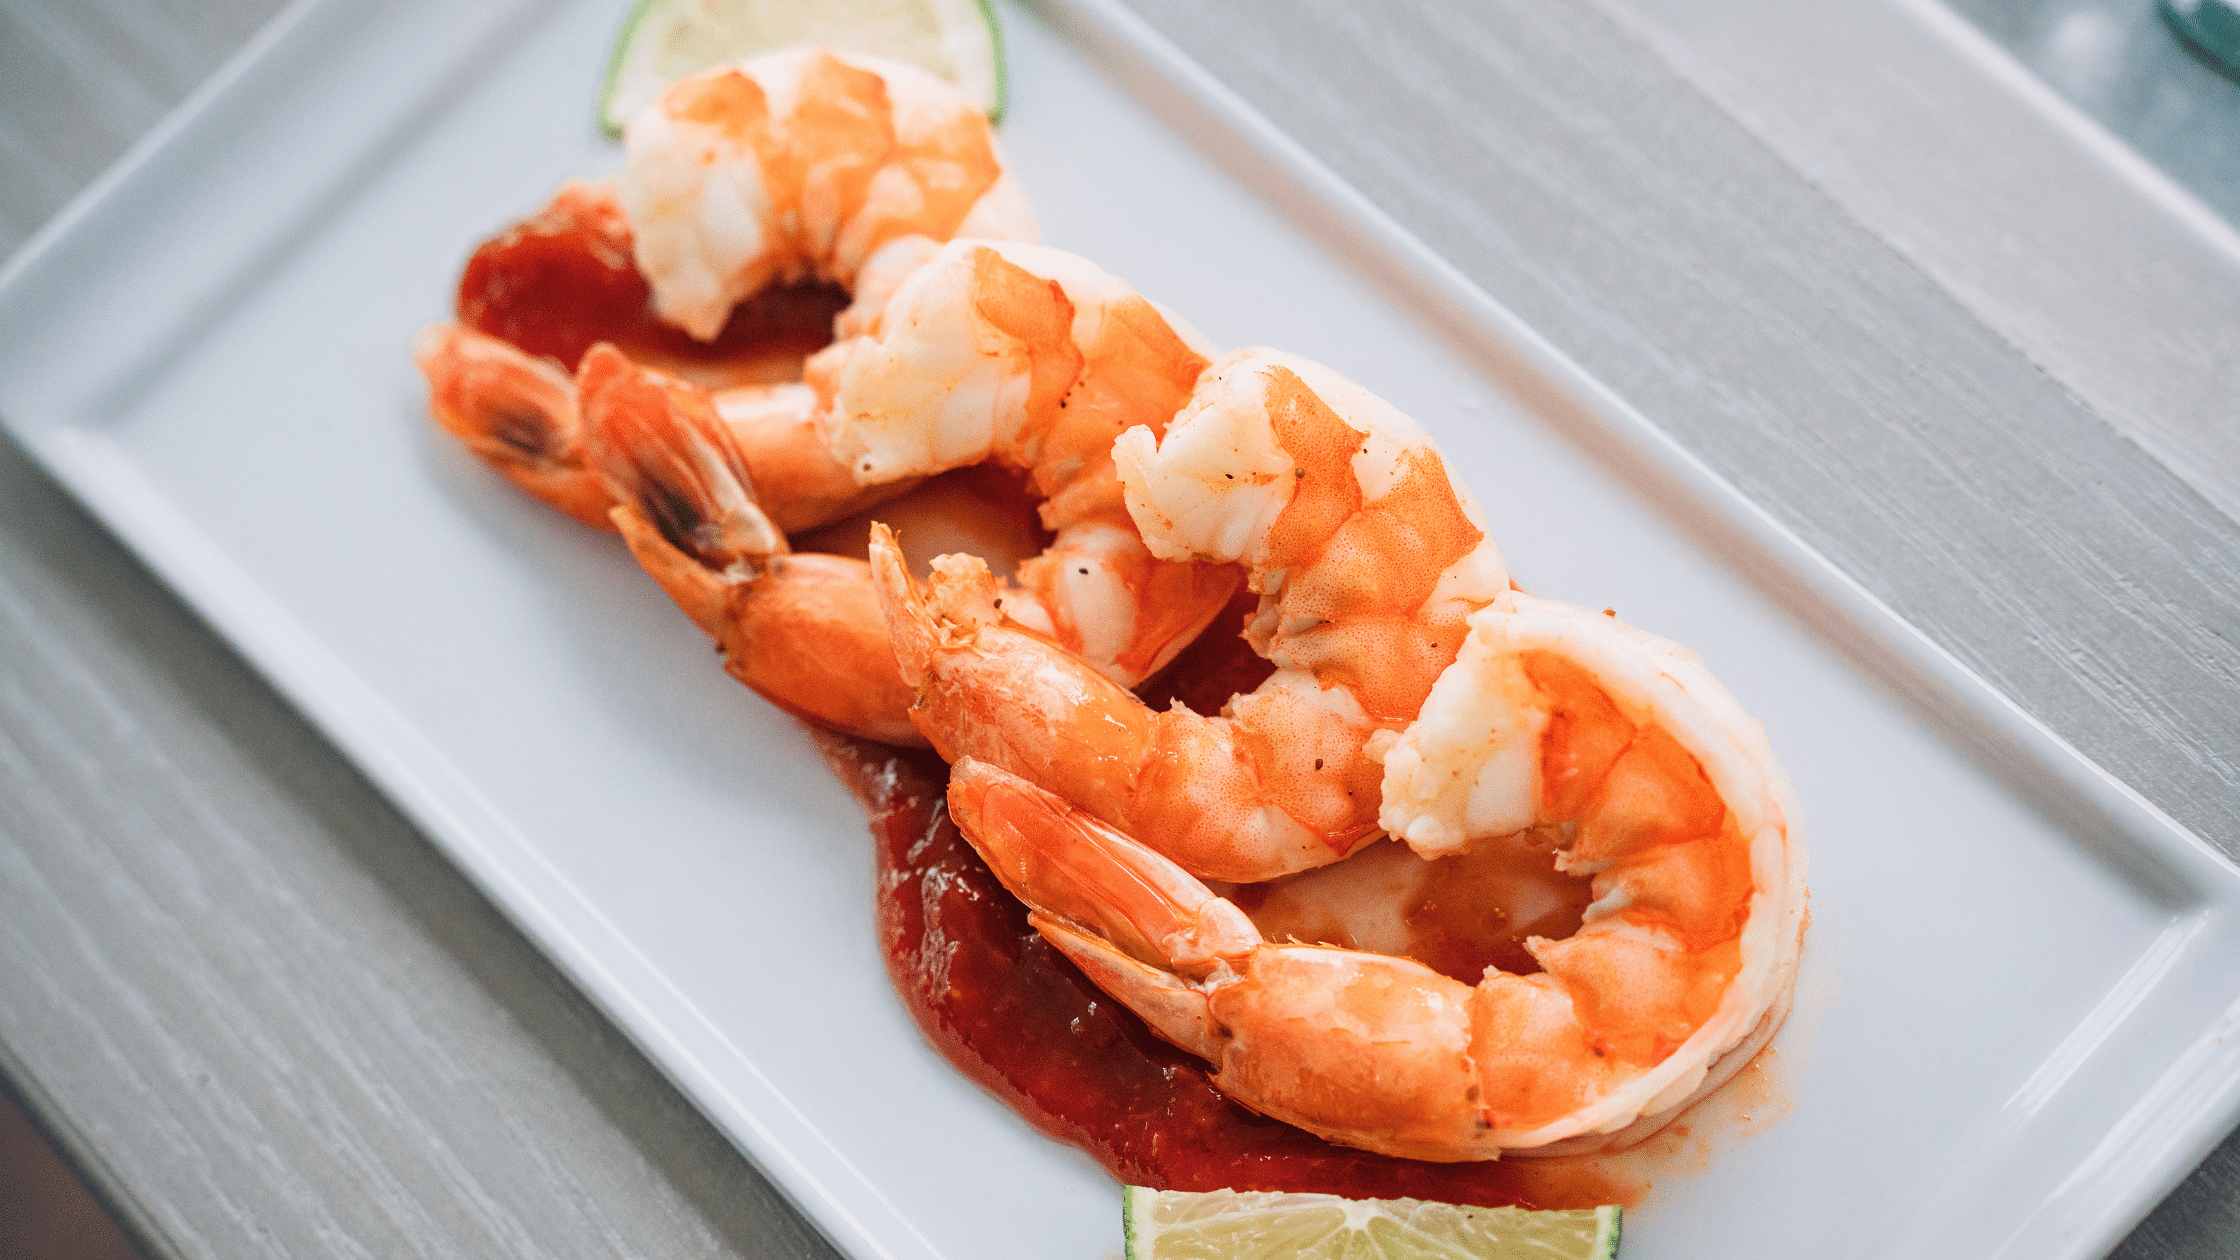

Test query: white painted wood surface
[0,0,2232,1256]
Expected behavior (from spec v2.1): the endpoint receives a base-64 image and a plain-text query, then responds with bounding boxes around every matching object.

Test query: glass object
[2163,0,2240,77]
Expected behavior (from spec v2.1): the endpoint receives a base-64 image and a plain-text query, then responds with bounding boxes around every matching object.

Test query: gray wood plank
[0,0,275,246]
[1607,0,2240,552]
[1107,1,2240,1255]
[0,427,844,1259]
[0,3,843,1256]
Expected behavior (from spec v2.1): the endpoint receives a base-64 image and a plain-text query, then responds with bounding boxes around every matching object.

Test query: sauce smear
[822,733,1628,1209]
[456,185,846,387]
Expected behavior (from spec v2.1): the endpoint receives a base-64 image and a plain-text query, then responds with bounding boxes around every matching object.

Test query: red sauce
[820,733,1629,1209]
[455,186,846,385]
[457,193,1635,1207]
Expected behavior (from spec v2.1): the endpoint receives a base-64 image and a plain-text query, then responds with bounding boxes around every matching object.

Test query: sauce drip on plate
[821,734,1628,1209]
[456,187,845,386]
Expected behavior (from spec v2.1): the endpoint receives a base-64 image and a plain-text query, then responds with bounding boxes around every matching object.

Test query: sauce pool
[455,185,846,385]
[457,192,1632,1206]
[819,733,1630,1209]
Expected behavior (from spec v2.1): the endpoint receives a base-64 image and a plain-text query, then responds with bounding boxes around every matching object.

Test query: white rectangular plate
[5,0,2240,1257]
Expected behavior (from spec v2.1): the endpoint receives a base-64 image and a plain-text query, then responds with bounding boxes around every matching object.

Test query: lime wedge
[1122,1187,1622,1260]
[600,0,1006,134]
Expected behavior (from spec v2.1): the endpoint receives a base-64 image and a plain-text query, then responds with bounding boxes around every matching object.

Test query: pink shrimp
[871,347,1509,881]
[941,593,1804,1158]
[417,47,1031,531]
[586,239,1238,746]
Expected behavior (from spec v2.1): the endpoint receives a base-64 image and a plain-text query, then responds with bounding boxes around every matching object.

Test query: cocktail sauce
[455,185,845,383]
[823,735,1626,1209]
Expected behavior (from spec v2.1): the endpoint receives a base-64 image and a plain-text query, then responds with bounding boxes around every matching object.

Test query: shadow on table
[0,1083,143,1260]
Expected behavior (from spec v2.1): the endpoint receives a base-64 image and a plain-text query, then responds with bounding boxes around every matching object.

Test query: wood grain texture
[0,0,272,246]
[1609,0,2240,538]
[0,428,845,1258]
[0,7,838,1256]
[3,0,2237,1257]
[1111,0,2240,859]
[1107,2,2240,1255]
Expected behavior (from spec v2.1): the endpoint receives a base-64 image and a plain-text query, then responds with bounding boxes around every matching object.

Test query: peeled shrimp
[593,240,1236,741]
[943,595,1803,1158]
[419,45,1031,530]
[872,347,1509,881]
[624,48,1034,340]
[811,238,1240,683]
[582,237,1238,739]
[415,324,916,535]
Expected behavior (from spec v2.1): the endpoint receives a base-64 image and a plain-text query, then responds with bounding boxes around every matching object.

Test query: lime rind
[1122,1185,1149,1259]
[600,0,661,135]
[1593,1204,1622,1260]
[598,0,1007,136]
[1123,1187,1623,1260]
[974,0,1006,123]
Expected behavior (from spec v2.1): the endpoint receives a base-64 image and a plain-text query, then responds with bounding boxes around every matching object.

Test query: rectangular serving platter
[4,0,2239,1257]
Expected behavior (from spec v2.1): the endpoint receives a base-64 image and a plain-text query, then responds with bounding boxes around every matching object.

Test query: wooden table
[3,1,2236,1255]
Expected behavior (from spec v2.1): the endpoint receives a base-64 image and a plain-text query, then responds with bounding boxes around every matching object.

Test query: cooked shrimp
[421,45,1031,528]
[416,325,915,535]
[943,593,1803,1158]
[623,48,1034,340]
[579,345,926,745]
[581,254,1227,740]
[871,348,1508,881]
[813,238,1240,683]
[416,324,609,529]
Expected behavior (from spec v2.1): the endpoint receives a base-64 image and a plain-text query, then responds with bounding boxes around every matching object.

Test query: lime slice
[600,0,1006,134]
[1122,1187,1622,1260]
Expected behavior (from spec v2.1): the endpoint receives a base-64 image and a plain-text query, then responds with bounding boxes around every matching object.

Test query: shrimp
[870,347,1509,881]
[578,345,927,745]
[623,48,1034,340]
[581,238,1236,737]
[811,237,1241,683]
[419,46,1031,528]
[942,594,1804,1159]
[415,323,917,535]
[416,323,608,529]
[592,238,1239,747]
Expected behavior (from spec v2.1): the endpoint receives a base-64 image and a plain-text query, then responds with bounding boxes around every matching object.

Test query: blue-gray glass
[1944,0,2240,228]
[2165,0,2240,76]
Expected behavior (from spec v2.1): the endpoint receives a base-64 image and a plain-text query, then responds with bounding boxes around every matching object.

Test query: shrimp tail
[867,522,938,690]
[946,759,1255,1056]
[586,349,926,746]
[608,506,730,636]
[946,760,1508,1163]
[581,343,764,639]
[413,324,615,529]
[1030,916,1226,1061]
[581,343,786,589]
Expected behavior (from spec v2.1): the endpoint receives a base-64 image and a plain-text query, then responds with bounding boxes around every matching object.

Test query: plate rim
[2,1,2238,1257]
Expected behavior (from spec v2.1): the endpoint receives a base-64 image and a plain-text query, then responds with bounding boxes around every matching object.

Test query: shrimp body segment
[422,48,1033,531]
[1373,591,1806,1144]
[874,349,1508,881]
[944,587,1802,1158]
[1114,347,1510,725]
[580,346,925,746]
[585,236,1235,742]
[818,239,1239,684]
[623,49,1035,341]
